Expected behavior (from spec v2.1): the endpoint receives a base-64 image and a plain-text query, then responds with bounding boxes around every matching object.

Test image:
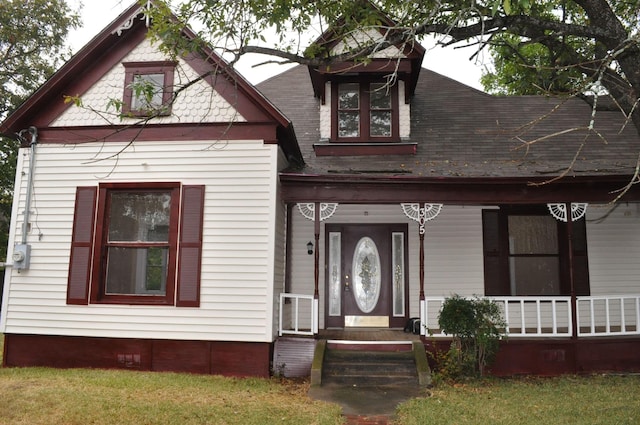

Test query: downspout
[21,126,38,245]
[11,126,38,270]
[313,202,320,334]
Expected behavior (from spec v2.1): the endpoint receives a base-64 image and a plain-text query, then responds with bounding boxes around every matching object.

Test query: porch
[280,293,640,339]
[277,293,640,376]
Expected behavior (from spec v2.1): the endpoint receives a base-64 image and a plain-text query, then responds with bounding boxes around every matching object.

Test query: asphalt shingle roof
[257,65,639,180]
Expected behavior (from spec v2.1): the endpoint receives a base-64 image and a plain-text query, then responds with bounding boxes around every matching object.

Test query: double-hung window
[122,61,176,116]
[67,183,205,307]
[102,186,178,302]
[332,81,398,142]
[482,207,590,296]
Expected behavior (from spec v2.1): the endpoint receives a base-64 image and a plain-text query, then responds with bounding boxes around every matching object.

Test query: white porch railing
[278,294,640,339]
[577,295,640,337]
[279,293,318,336]
[423,296,573,338]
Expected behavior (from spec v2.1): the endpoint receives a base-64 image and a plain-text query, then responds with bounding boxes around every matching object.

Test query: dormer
[308,9,425,156]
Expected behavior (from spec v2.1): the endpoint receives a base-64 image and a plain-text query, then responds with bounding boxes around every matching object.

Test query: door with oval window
[325,224,408,328]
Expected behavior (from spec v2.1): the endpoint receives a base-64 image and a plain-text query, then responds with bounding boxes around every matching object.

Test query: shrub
[437,295,506,378]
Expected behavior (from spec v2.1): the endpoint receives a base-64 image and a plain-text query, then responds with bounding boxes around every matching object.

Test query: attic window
[332,80,399,142]
[122,61,176,117]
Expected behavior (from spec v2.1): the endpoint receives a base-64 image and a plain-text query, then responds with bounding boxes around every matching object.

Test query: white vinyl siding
[288,204,486,328]
[1,140,282,343]
[586,203,640,295]
[269,149,288,338]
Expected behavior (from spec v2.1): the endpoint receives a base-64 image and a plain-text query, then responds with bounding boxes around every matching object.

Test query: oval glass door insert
[352,237,381,313]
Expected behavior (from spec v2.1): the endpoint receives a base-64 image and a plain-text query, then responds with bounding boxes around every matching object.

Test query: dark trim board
[2,334,272,378]
[425,337,640,376]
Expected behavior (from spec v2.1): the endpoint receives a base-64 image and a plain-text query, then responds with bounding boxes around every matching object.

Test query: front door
[325,224,408,328]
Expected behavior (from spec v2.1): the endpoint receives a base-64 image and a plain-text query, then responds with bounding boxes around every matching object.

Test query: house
[2,1,640,378]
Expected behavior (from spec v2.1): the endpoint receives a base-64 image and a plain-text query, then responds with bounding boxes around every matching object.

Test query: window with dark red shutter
[66,183,203,307]
[482,207,590,296]
[67,187,97,305]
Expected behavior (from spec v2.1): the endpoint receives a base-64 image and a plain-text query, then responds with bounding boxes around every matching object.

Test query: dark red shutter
[571,217,591,296]
[176,185,205,307]
[67,186,97,305]
[482,209,508,296]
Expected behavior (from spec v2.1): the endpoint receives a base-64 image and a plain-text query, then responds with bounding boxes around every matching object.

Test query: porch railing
[423,296,572,338]
[423,295,640,338]
[577,295,640,336]
[279,293,318,336]
[277,294,640,338]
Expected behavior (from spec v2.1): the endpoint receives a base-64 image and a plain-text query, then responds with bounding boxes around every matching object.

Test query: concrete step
[322,347,419,386]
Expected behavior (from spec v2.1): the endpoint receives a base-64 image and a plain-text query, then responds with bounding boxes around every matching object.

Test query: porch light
[307,241,314,255]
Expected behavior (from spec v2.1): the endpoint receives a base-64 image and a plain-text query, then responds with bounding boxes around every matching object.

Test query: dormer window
[122,61,176,117]
[332,80,399,142]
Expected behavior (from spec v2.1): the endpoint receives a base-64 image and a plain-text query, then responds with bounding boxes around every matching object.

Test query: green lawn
[0,366,343,425]
[395,375,640,425]
[0,334,342,425]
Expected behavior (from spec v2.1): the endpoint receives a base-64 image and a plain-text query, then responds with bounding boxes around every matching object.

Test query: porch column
[419,230,425,301]
[566,202,578,340]
[401,203,443,336]
[296,202,338,335]
[548,202,588,340]
[314,202,320,300]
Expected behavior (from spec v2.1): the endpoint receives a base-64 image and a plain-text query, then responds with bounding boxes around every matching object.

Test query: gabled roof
[258,64,640,202]
[1,1,302,164]
[306,3,425,102]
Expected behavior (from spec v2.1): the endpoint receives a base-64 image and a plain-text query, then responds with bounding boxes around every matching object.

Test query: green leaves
[0,0,80,119]
[0,0,79,263]
[438,295,506,377]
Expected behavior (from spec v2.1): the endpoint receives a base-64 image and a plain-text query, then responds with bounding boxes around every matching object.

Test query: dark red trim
[327,341,413,352]
[307,7,425,100]
[0,3,302,163]
[122,61,177,117]
[326,60,412,75]
[2,9,149,132]
[91,183,181,306]
[2,334,271,377]
[34,123,280,144]
[176,185,205,307]
[330,79,400,143]
[480,206,590,297]
[426,337,640,376]
[67,187,97,305]
[279,174,640,204]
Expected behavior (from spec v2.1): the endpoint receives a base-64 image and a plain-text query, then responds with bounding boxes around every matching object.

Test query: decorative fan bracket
[401,203,443,234]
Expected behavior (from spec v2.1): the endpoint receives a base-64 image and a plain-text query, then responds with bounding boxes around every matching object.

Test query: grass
[2,334,640,424]
[0,335,342,425]
[395,375,640,425]
[0,367,343,425]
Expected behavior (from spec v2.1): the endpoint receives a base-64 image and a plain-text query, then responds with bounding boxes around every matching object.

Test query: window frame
[91,182,180,305]
[330,78,399,142]
[122,61,176,117]
[482,206,590,297]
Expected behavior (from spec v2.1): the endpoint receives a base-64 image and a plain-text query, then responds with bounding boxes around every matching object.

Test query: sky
[67,0,486,90]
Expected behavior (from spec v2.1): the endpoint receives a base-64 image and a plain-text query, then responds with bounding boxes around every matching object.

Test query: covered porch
[276,176,640,375]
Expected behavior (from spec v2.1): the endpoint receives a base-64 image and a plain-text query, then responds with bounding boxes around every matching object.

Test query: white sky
[68,0,486,90]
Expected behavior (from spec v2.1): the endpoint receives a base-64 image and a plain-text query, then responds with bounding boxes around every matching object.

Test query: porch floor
[318,329,421,341]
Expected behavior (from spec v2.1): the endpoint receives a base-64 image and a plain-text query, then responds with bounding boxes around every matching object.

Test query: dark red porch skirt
[426,338,640,376]
[2,334,271,377]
